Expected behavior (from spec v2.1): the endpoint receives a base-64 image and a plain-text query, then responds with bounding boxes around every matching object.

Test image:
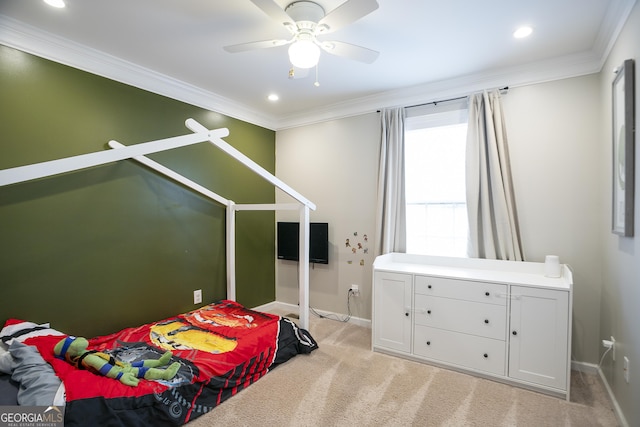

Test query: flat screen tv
[277,222,329,264]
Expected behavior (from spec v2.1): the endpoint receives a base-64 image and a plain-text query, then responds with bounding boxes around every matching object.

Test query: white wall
[598,2,640,426]
[502,76,603,365]
[275,113,380,321]
[276,75,604,362]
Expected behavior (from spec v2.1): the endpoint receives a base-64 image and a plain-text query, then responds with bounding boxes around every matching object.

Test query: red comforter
[24,300,317,426]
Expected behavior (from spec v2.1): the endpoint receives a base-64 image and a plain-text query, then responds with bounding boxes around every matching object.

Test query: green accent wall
[0,45,276,337]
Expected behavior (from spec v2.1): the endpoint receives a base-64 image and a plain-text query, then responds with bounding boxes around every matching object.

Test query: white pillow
[0,320,64,346]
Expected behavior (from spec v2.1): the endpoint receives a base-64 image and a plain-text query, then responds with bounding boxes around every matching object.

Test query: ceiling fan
[224,0,380,72]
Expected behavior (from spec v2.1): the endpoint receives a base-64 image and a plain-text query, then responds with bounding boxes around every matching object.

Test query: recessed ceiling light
[513,26,533,39]
[44,0,66,8]
[267,94,279,102]
[43,0,66,8]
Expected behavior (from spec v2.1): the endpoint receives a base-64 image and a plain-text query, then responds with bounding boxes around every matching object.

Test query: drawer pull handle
[427,310,431,315]
[483,353,488,358]
[512,330,518,336]
[426,341,431,346]
[405,312,410,317]
[428,285,432,289]
[484,319,489,324]
[485,291,490,296]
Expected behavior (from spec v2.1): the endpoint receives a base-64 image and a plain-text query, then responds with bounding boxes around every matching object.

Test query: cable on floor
[310,289,355,323]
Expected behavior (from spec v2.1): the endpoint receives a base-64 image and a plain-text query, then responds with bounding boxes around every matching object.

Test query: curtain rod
[377,86,509,112]
[406,95,467,109]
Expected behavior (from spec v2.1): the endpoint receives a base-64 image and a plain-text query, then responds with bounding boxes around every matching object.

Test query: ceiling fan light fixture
[288,39,321,69]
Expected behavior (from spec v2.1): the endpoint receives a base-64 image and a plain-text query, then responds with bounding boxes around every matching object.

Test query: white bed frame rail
[0,118,316,329]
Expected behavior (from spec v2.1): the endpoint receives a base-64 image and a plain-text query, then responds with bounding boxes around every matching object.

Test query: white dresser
[372,253,573,400]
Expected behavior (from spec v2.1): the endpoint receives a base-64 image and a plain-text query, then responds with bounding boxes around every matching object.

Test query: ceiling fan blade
[250,0,295,29]
[316,0,379,34]
[224,39,292,53]
[319,40,379,63]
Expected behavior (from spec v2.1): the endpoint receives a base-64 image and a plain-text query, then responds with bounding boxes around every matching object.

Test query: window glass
[405,108,468,257]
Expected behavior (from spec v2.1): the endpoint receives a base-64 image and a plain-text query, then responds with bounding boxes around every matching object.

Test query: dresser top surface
[373,253,572,290]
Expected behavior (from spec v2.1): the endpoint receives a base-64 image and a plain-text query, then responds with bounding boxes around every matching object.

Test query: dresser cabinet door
[508,286,569,390]
[373,272,413,353]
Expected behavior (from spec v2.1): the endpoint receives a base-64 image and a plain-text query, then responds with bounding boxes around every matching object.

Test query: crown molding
[592,0,637,69]
[2,0,636,131]
[274,50,603,129]
[0,15,280,130]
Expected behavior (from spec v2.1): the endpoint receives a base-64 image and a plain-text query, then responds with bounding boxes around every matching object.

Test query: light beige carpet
[186,314,618,426]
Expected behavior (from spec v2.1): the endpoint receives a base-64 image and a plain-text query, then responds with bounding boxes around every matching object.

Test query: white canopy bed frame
[0,118,316,329]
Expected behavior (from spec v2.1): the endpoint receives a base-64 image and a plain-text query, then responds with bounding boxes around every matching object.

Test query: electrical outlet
[624,357,630,383]
[193,289,202,304]
[350,284,360,296]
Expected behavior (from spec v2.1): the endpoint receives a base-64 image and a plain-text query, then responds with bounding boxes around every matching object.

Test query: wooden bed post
[298,205,310,330]
[227,201,236,301]
[0,130,228,187]
[185,118,316,329]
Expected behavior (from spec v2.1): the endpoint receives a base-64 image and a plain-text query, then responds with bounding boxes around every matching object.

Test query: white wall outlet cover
[624,356,630,383]
[193,289,202,304]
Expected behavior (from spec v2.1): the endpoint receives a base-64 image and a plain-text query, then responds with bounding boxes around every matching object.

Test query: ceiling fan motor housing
[285,1,325,31]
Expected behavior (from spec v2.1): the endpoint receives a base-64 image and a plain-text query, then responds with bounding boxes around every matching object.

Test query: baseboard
[253,301,372,328]
[596,366,629,427]
[568,360,628,426]
[251,301,282,313]
[571,360,599,374]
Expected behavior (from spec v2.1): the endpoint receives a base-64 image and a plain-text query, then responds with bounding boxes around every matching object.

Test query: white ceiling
[0,0,636,129]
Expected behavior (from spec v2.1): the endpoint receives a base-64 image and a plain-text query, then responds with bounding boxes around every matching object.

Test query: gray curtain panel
[376,107,407,255]
[466,90,524,261]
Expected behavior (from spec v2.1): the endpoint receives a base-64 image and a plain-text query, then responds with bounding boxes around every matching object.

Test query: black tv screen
[277,222,329,264]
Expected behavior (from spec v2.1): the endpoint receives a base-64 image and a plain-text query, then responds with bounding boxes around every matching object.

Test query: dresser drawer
[415,275,507,305]
[414,294,507,340]
[414,325,506,376]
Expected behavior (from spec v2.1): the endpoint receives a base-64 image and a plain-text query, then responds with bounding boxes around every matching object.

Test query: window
[405,105,468,257]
